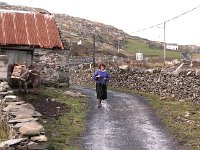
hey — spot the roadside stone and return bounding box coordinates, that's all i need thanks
[3,104,22,112]
[4,95,17,100]
[11,108,35,116]
[16,145,28,150]
[21,103,35,111]
[119,65,128,70]
[19,122,45,136]
[27,141,47,149]
[31,135,48,142]
[14,122,30,130]
[19,140,29,146]
[63,90,87,97]
[11,110,41,118]
[33,111,42,117]
[0,81,47,149]
[15,114,33,119]
[0,138,28,146]
[3,95,20,102]
[160,97,166,101]
[0,90,14,97]
[0,143,9,150]
[8,118,38,124]
[5,101,25,105]
[0,142,6,148]
[0,82,10,92]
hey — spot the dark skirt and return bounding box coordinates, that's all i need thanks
[96,83,107,100]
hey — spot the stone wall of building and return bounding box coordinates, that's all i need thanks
[0,81,47,149]
[0,55,8,80]
[33,49,69,86]
[70,68,200,103]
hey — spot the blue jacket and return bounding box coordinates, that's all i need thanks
[93,70,110,84]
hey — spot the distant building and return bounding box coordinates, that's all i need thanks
[136,52,143,61]
[166,43,178,50]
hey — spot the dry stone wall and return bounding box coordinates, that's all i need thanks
[70,68,200,103]
[0,81,47,149]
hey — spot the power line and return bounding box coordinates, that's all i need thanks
[132,4,200,34]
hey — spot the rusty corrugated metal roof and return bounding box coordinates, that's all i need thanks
[0,10,64,49]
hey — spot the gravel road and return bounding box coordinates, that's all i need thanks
[75,87,182,150]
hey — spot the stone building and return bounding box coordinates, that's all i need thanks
[0,9,69,86]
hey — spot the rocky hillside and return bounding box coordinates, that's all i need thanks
[0,2,50,13]
[55,14,127,56]
[0,2,128,57]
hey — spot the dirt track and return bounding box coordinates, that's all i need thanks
[18,92,69,118]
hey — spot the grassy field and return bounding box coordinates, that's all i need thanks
[109,87,200,150]
[124,38,181,59]
[42,88,87,150]
[192,53,200,59]
[144,93,200,150]
[0,123,7,141]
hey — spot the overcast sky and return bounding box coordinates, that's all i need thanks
[1,0,200,45]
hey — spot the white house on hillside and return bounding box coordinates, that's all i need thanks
[166,43,178,50]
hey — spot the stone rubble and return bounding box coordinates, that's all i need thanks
[63,90,87,98]
[70,68,200,103]
[0,81,47,150]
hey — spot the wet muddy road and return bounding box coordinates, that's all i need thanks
[75,87,180,150]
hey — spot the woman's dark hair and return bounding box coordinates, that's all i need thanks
[99,63,106,69]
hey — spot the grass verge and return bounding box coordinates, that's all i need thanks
[108,87,200,150]
[41,87,87,150]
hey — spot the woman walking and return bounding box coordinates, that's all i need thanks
[93,64,110,108]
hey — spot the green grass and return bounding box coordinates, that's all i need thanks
[144,94,200,150]
[108,87,200,150]
[192,53,200,59]
[0,122,7,141]
[125,38,181,59]
[42,87,87,150]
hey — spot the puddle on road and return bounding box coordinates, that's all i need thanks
[101,101,110,111]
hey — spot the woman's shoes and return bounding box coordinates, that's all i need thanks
[97,99,102,108]
[98,105,102,108]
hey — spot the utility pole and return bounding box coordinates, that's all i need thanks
[93,34,96,74]
[164,22,166,66]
